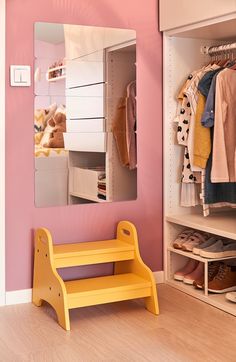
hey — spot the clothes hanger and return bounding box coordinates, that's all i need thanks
[217,48,228,66]
[229,51,236,69]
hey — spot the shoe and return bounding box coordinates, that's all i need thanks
[192,236,218,255]
[182,231,209,252]
[173,229,195,249]
[225,292,236,303]
[200,240,236,258]
[183,262,203,285]
[174,259,199,281]
[208,264,236,293]
[193,262,221,289]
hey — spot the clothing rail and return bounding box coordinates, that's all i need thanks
[200,43,236,56]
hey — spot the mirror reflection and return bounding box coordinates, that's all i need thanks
[34,22,137,207]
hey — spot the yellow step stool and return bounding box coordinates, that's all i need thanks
[32,221,159,330]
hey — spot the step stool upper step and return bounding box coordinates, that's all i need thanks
[65,273,152,309]
[53,239,135,268]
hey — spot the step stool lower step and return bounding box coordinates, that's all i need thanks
[65,273,152,309]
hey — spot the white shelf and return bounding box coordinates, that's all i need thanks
[46,65,66,82]
[48,65,66,73]
[166,211,236,241]
[166,279,236,317]
[47,75,66,82]
[168,246,236,263]
[69,191,106,203]
[166,16,236,41]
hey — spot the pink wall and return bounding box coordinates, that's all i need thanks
[6,0,163,291]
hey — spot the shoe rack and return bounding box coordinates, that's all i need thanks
[163,21,236,316]
[165,221,236,316]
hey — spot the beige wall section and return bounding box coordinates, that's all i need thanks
[159,0,236,31]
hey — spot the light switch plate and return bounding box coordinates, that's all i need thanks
[10,65,31,87]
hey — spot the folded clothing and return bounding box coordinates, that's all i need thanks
[97,175,106,200]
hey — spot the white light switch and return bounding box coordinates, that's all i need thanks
[10,65,31,87]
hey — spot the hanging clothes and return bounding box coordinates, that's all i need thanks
[200,70,236,208]
[192,68,222,169]
[175,72,201,207]
[113,80,137,170]
[176,61,236,215]
[211,68,236,183]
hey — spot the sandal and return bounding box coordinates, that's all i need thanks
[173,229,195,249]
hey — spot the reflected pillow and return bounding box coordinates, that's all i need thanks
[34,103,57,133]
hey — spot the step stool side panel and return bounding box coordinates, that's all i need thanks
[32,228,70,331]
[115,221,159,315]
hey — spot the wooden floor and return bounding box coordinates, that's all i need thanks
[0,284,236,361]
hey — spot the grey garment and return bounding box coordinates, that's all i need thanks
[204,139,236,204]
[193,236,219,254]
[198,68,222,98]
[201,73,218,128]
[201,65,235,128]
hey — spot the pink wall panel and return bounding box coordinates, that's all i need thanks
[6,0,163,291]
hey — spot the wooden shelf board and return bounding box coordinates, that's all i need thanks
[166,16,236,42]
[47,75,66,82]
[166,211,236,240]
[65,273,151,296]
[70,191,106,203]
[48,65,66,73]
[168,246,236,263]
[54,239,134,257]
[166,279,236,317]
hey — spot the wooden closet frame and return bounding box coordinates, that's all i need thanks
[163,17,236,316]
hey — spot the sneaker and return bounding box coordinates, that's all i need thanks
[173,229,195,249]
[174,259,199,281]
[193,262,221,289]
[183,262,203,285]
[225,292,236,303]
[200,240,236,258]
[208,264,236,293]
[182,231,209,252]
[192,236,218,255]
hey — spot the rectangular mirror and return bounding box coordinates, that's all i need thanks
[34,22,137,207]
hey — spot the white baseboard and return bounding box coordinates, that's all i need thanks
[4,271,164,306]
[0,293,5,306]
[5,288,32,305]
[153,271,164,284]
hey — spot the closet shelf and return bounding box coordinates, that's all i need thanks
[53,239,135,268]
[46,65,66,82]
[166,279,236,317]
[166,211,236,240]
[47,75,66,82]
[168,247,236,263]
[69,191,106,203]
